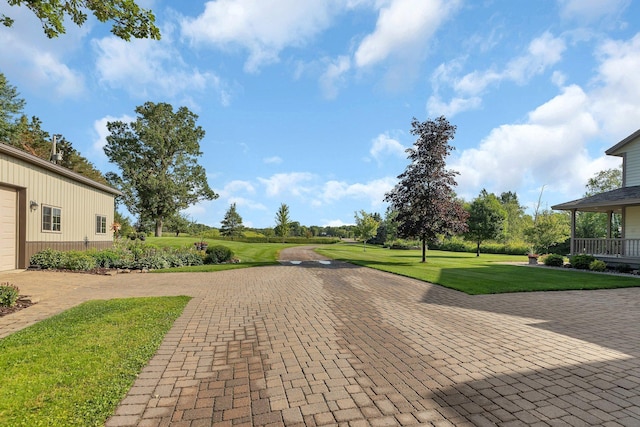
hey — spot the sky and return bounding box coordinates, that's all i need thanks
[2,0,640,229]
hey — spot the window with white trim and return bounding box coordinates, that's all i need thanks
[42,205,61,232]
[96,215,107,234]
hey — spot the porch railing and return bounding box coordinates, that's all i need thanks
[572,238,640,257]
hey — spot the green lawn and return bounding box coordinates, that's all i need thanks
[316,244,640,294]
[145,236,298,272]
[0,297,190,426]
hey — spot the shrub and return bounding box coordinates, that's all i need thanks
[29,248,64,269]
[62,251,97,271]
[569,254,596,270]
[0,282,19,307]
[589,260,607,272]
[204,245,234,264]
[615,264,633,274]
[543,254,564,267]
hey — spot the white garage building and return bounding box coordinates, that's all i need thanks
[0,143,120,271]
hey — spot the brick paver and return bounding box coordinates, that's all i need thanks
[0,246,639,426]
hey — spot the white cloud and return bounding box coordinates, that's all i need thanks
[93,31,230,104]
[322,219,353,227]
[216,180,256,198]
[558,0,630,23]
[91,114,134,163]
[451,83,620,207]
[263,156,283,164]
[181,0,338,72]
[427,95,482,118]
[590,33,640,137]
[0,6,86,99]
[258,172,316,197]
[227,196,267,211]
[429,32,566,117]
[369,134,406,164]
[318,177,396,207]
[354,0,460,68]
[320,55,351,99]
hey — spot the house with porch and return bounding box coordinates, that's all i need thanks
[552,129,640,266]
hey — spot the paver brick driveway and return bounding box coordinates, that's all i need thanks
[1,246,639,426]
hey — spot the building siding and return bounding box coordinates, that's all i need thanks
[0,145,119,269]
[621,138,640,187]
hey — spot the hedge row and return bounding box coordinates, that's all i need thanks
[29,242,205,271]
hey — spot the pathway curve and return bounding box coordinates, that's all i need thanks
[0,250,639,426]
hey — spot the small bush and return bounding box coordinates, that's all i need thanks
[615,264,633,274]
[543,254,564,267]
[0,282,19,307]
[62,251,97,271]
[569,254,596,270]
[29,248,64,269]
[204,245,234,264]
[589,259,607,272]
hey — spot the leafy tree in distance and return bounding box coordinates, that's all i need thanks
[464,190,506,256]
[220,203,244,238]
[498,191,529,243]
[274,203,291,242]
[384,116,468,262]
[354,210,380,251]
[165,212,191,237]
[2,0,160,40]
[525,210,570,254]
[0,73,25,142]
[576,167,622,238]
[104,102,218,237]
[1,72,106,183]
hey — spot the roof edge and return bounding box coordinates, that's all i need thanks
[605,128,640,156]
[0,142,122,196]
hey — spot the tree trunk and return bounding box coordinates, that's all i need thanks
[155,218,163,237]
[476,241,481,256]
[421,237,427,263]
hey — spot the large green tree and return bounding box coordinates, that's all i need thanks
[384,116,468,262]
[2,0,160,40]
[464,190,506,256]
[104,102,217,237]
[274,203,291,243]
[576,167,623,238]
[0,73,25,142]
[525,210,570,254]
[498,191,529,243]
[354,210,380,251]
[220,203,244,238]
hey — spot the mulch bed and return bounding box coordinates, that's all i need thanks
[0,297,36,318]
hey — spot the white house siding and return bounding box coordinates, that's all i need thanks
[618,137,640,186]
[625,206,640,239]
[0,144,119,268]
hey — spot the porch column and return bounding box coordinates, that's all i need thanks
[570,209,576,255]
[607,210,613,239]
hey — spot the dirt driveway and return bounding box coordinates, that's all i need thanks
[1,247,639,426]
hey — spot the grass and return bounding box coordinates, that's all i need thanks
[0,296,190,426]
[145,236,299,272]
[316,244,640,294]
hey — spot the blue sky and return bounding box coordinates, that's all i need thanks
[2,0,640,228]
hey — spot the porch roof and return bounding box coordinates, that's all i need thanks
[551,185,640,213]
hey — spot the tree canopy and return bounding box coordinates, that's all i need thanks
[1,72,106,183]
[354,210,380,251]
[465,190,506,256]
[274,203,291,242]
[2,0,160,40]
[220,203,244,238]
[104,102,217,237]
[384,116,468,262]
[576,166,623,238]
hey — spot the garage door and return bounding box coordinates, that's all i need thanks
[0,187,17,271]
